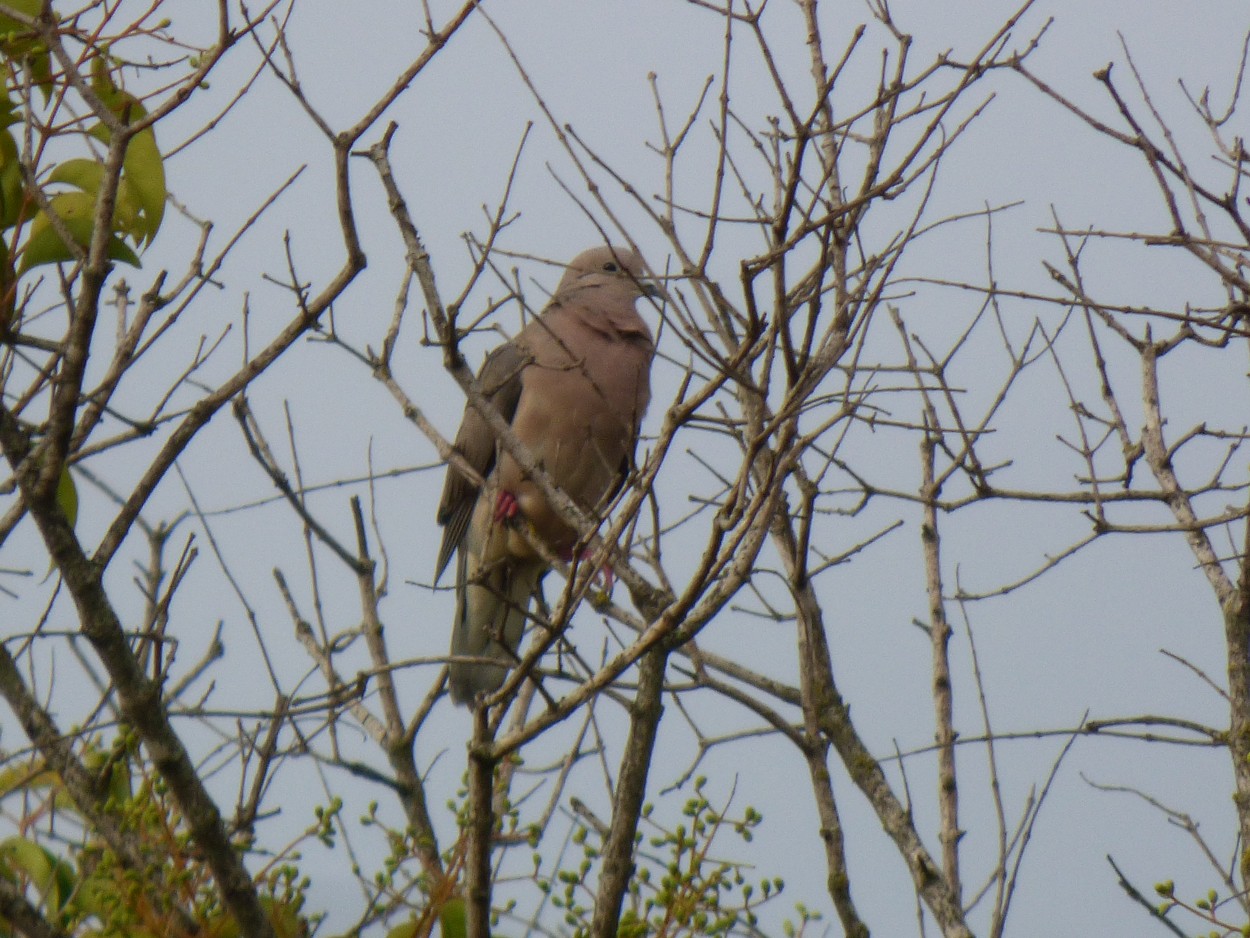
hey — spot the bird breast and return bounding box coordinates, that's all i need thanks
[498,324,651,552]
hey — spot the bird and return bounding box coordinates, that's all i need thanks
[435,246,657,706]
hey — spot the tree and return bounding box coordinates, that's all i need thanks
[1,1,1247,936]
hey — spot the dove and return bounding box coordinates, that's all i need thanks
[435,246,656,705]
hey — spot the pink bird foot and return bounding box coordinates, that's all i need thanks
[494,490,519,523]
[561,546,615,592]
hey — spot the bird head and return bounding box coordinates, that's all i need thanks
[557,245,661,300]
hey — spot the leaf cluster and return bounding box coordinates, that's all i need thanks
[0,0,166,334]
[536,777,806,938]
[0,736,312,937]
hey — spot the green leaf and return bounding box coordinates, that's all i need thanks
[267,894,309,938]
[0,759,56,799]
[0,126,25,229]
[385,918,421,938]
[19,191,141,272]
[121,119,165,244]
[0,837,76,917]
[55,465,76,527]
[48,157,106,195]
[0,0,42,45]
[0,94,17,131]
[619,909,648,938]
[87,68,166,246]
[91,115,167,246]
[50,158,148,241]
[0,0,54,100]
[0,757,82,816]
[440,897,467,938]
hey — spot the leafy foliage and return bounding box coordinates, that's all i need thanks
[0,5,167,331]
[537,778,809,938]
[1154,879,1250,937]
[0,738,314,937]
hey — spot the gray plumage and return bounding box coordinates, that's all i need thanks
[436,246,656,705]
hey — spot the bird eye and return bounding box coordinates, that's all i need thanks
[602,262,619,272]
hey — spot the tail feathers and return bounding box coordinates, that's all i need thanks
[448,547,544,706]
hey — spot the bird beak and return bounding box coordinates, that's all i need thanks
[641,280,663,300]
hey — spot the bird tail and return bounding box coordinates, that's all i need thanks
[448,546,544,706]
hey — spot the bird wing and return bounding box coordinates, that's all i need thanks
[434,340,527,581]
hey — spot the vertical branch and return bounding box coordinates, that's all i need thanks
[891,300,968,908]
[892,304,965,909]
[796,642,866,936]
[814,682,971,938]
[780,456,969,936]
[796,0,841,193]
[351,496,403,733]
[1138,341,1250,883]
[466,708,497,938]
[350,495,443,874]
[921,415,961,902]
[590,646,668,936]
[782,479,867,937]
[1232,506,1250,888]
